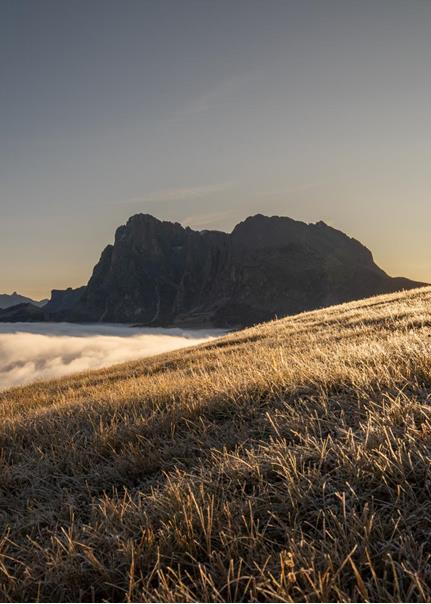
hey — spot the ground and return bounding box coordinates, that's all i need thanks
[1,286,431,602]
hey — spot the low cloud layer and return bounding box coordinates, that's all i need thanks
[0,323,222,391]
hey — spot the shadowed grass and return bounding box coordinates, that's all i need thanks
[1,286,431,601]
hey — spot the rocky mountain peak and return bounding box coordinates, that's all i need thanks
[62,214,425,326]
[1,214,424,327]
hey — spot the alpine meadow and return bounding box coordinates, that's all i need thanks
[2,1,431,602]
[1,286,431,602]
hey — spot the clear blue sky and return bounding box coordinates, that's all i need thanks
[1,0,430,298]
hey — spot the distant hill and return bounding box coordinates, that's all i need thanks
[0,292,48,309]
[1,286,431,601]
[0,214,426,326]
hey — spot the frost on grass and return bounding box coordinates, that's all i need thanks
[1,287,431,602]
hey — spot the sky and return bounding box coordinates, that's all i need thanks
[1,0,430,299]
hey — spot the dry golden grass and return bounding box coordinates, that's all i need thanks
[1,286,431,602]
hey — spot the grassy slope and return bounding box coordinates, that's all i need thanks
[1,287,431,602]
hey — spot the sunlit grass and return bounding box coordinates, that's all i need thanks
[1,286,431,601]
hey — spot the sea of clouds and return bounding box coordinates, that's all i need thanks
[0,323,222,391]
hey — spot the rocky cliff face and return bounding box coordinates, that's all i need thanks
[62,213,423,327]
[70,215,231,324]
[43,287,86,317]
[0,213,424,326]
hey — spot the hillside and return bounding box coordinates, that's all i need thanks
[1,286,431,601]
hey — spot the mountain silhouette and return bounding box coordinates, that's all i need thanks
[0,214,425,327]
[0,292,48,310]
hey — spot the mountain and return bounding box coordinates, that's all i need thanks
[0,292,48,309]
[0,302,46,321]
[0,214,425,326]
[43,286,86,314]
[65,213,424,326]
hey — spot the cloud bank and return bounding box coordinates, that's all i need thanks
[0,323,222,391]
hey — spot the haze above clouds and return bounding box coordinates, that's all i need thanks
[1,1,430,298]
[0,323,221,391]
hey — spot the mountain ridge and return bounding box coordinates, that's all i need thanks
[0,213,425,326]
[0,292,48,310]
